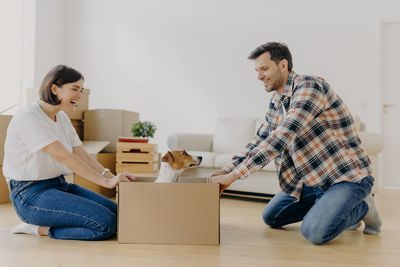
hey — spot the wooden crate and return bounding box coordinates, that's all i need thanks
[117,142,158,153]
[117,151,158,162]
[116,163,158,173]
[116,142,159,174]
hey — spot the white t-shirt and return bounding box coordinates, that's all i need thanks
[2,101,82,182]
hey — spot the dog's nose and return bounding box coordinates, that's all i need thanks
[197,156,203,164]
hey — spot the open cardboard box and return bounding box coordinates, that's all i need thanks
[118,176,220,245]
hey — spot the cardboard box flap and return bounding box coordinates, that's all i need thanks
[82,141,109,155]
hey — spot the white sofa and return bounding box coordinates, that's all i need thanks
[167,117,384,198]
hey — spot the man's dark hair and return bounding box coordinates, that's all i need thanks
[39,65,84,105]
[248,42,293,71]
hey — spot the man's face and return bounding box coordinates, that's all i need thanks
[254,52,287,94]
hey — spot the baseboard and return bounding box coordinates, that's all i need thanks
[222,190,274,202]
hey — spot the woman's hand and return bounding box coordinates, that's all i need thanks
[118,172,136,182]
[104,172,135,189]
[207,172,240,196]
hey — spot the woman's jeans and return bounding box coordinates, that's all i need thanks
[262,176,374,245]
[9,175,117,241]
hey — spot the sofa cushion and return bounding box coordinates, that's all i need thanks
[214,153,276,171]
[358,132,384,155]
[212,118,257,153]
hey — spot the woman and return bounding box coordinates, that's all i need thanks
[2,65,135,240]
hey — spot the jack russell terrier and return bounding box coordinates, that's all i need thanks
[154,150,202,183]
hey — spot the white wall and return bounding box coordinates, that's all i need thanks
[48,0,399,153]
[34,0,65,90]
[0,0,23,114]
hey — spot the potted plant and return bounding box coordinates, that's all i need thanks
[127,120,157,143]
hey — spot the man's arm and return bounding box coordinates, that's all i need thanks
[209,122,270,194]
[232,80,326,179]
[222,122,270,173]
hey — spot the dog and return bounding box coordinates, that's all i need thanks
[154,150,202,183]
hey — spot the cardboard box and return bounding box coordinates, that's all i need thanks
[0,115,12,164]
[0,165,10,203]
[65,89,90,120]
[73,141,116,198]
[118,177,220,245]
[71,119,84,140]
[0,115,12,203]
[84,109,139,152]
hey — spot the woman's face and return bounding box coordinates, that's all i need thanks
[51,79,84,113]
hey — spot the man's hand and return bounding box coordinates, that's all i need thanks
[207,172,240,196]
[209,170,228,178]
[104,172,135,188]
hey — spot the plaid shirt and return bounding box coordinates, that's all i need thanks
[223,72,372,200]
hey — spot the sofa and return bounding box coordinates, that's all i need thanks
[167,117,384,198]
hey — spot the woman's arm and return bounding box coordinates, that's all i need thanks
[42,141,134,188]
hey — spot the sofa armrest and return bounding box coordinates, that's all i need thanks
[358,131,384,155]
[167,133,214,151]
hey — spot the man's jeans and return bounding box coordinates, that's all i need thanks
[262,176,374,245]
[9,175,117,240]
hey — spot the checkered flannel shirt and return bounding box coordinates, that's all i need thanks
[223,72,372,200]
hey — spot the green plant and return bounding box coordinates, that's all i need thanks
[131,121,157,138]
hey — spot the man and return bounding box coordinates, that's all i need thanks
[208,42,382,245]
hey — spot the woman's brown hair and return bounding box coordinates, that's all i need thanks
[39,65,84,105]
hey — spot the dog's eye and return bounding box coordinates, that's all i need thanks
[183,151,188,156]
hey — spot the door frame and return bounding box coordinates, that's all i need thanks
[377,20,400,189]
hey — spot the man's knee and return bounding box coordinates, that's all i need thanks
[262,209,282,228]
[301,222,331,245]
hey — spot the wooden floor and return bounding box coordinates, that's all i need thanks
[0,189,399,267]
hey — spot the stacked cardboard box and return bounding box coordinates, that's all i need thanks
[68,89,90,141]
[84,109,139,152]
[0,115,12,203]
[116,142,159,175]
[71,119,84,140]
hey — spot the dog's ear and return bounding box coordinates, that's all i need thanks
[161,151,174,163]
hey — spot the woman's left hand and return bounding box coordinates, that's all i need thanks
[118,172,136,182]
[104,172,135,188]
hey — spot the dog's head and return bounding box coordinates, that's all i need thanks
[161,150,202,170]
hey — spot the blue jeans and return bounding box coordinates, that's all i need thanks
[9,175,117,241]
[262,176,374,245]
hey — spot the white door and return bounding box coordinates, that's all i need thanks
[382,23,400,188]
